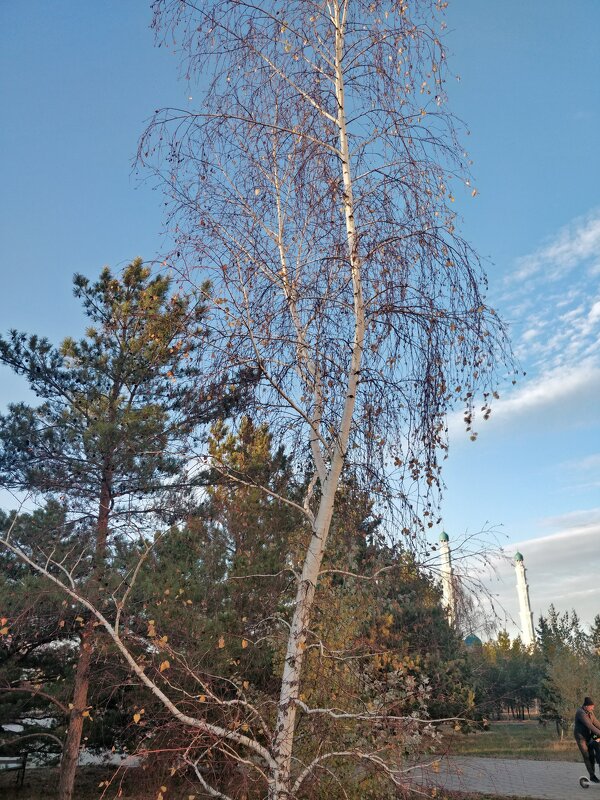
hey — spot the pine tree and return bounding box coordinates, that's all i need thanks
[0,260,216,800]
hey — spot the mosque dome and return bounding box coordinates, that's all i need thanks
[439,531,449,542]
[464,634,483,648]
[514,551,524,562]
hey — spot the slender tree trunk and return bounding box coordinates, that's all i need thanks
[57,625,93,800]
[57,470,111,800]
[270,486,340,799]
[269,6,364,797]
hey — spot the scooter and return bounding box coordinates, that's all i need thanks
[580,776,600,789]
[581,739,600,788]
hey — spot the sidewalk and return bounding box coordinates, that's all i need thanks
[411,756,589,799]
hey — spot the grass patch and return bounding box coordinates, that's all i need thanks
[444,719,579,761]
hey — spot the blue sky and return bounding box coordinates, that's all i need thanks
[1,1,599,634]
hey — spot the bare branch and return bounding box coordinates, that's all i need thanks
[0,686,70,716]
[0,534,278,770]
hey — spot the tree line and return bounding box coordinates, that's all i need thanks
[470,609,600,734]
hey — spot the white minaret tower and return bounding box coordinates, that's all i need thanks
[514,551,535,647]
[439,531,455,625]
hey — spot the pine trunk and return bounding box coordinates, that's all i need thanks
[57,627,93,800]
[57,471,111,799]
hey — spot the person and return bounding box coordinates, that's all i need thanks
[574,697,600,782]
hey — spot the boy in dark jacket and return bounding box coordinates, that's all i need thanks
[575,697,600,782]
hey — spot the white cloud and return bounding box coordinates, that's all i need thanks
[536,507,600,533]
[467,209,600,433]
[490,361,600,421]
[448,360,600,439]
[510,210,600,283]
[563,453,600,472]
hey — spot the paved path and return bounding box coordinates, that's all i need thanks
[411,756,592,799]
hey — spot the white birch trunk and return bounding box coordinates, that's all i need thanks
[269,4,365,796]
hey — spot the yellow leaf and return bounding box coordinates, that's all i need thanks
[0,617,7,625]
[82,710,91,719]
[159,635,168,645]
[75,616,83,623]
[133,713,141,724]
[242,680,249,690]
[241,639,248,649]
[218,636,225,649]
[0,627,9,635]
[432,760,440,773]
[147,620,157,637]
[241,723,249,732]
[198,694,206,703]
[159,660,170,673]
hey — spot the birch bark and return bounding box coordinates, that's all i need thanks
[270,3,365,796]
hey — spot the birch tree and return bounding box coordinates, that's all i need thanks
[138,1,511,796]
[0,2,512,798]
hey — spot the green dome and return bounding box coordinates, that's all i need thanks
[464,634,483,648]
[515,551,524,562]
[439,531,449,542]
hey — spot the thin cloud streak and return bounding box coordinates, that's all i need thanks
[509,210,600,283]
[447,209,600,439]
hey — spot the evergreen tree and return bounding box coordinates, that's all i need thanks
[0,260,219,800]
[536,607,596,737]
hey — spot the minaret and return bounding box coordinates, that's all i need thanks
[439,531,455,625]
[514,551,535,647]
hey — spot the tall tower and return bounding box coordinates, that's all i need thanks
[514,551,535,647]
[439,531,455,625]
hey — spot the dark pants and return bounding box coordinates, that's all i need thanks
[576,735,600,777]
